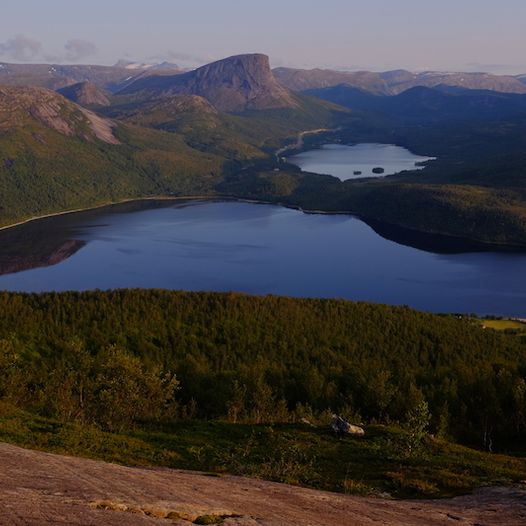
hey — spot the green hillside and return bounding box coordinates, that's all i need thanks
[0,122,224,227]
[0,85,350,228]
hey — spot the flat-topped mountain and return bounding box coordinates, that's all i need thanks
[57,81,110,107]
[120,53,298,112]
[274,66,526,95]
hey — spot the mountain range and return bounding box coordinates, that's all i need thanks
[303,84,526,124]
[2,58,526,97]
[0,61,181,93]
[274,67,526,95]
[0,53,347,228]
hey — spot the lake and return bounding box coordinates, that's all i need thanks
[288,143,435,180]
[1,199,525,317]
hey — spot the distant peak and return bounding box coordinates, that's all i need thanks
[57,81,110,107]
[191,54,272,77]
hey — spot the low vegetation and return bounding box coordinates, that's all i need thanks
[0,290,525,498]
[1,402,525,499]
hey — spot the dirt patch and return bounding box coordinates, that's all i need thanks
[0,442,525,525]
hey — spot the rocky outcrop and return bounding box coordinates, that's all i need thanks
[331,414,365,436]
[0,86,119,144]
[1,443,525,526]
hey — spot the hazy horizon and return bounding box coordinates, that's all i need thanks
[1,0,526,74]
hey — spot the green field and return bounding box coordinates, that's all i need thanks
[480,319,526,331]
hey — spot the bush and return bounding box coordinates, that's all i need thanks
[404,400,431,457]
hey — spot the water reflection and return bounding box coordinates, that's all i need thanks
[0,200,525,316]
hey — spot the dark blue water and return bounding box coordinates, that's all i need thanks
[0,200,525,316]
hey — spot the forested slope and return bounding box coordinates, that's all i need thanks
[1,290,524,449]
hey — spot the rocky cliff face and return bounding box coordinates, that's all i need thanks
[57,81,110,107]
[120,54,298,112]
[0,86,118,143]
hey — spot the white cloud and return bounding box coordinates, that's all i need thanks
[64,39,97,61]
[0,34,42,62]
[0,35,97,64]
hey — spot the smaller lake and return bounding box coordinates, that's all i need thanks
[289,143,435,180]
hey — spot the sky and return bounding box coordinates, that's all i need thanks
[1,0,526,74]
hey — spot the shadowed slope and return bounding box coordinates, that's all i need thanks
[58,81,111,107]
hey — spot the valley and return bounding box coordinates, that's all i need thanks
[1,53,526,248]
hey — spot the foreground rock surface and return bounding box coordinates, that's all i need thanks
[1,442,525,525]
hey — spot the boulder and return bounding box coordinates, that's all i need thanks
[331,414,365,436]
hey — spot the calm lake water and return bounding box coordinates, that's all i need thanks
[1,200,525,316]
[289,143,435,180]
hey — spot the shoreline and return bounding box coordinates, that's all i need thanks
[0,195,224,233]
[0,125,524,251]
[0,193,354,234]
[1,193,524,252]
[0,128,335,233]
